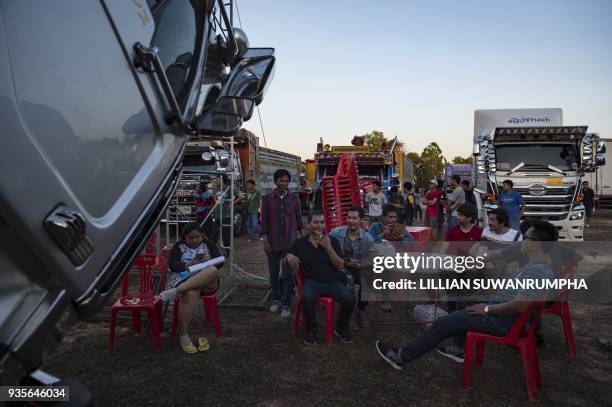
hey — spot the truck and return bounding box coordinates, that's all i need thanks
[585,138,612,209]
[174,129,300,234]
[472,108,606,240]
[444,163,473,193]
[0,0,275,391]
[314,136,414,195]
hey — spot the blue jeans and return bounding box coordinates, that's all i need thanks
[301,278,355,331]
[267,250,293,307]
[508,216,520,231]
[246,213,260,240]
[399,309,507,361]
[448,215,458,229]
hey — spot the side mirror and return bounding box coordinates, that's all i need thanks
[240,47,275,59]
[596,154,606,166]
[214,96,255,121]
[473,143,480,156]
[197,112,242,135]
[597,140,607,154]
[222,54,275,105]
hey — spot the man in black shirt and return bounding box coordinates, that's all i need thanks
[285,210,355,345]
[582,181,595,228]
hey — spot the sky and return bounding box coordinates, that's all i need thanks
[236,0,612,161]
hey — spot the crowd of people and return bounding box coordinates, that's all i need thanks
[158,169,592,366]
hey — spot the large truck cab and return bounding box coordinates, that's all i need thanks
[472,109,606,240]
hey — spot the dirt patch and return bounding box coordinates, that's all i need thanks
[43,212,612,406]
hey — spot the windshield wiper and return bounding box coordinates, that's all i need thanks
[506,162,526,175]
[546,165,566,175]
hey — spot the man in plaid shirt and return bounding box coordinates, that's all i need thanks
[261,169,304,318]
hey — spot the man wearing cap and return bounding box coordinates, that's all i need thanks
[422,180,441,240]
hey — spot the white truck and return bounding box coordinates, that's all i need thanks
[585,138,612,209]
[472,108,606,241]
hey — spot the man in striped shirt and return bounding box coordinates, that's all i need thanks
[262,169,304,318]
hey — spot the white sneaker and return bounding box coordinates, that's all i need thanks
[280,306,291,318]
[269,302,280,313]
[259,237,264,241]
[247,239,253,242]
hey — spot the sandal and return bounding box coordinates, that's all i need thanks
[198,337,210,352]
[180,341,198,354]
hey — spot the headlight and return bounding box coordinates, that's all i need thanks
[570,211,584,221]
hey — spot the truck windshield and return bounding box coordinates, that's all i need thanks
[495,144,578,171]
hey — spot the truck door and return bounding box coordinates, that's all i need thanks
[0,0,206,312]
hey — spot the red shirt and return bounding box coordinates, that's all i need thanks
[445,225,483,256]
[425,190,441,217]
[445,225,483,242]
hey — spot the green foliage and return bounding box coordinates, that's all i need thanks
[362,130,405,152]
[452,156,473,164]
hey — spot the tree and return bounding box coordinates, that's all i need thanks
[407,152,424,187]
[452,156,473,164]
[362,130,405,152]
[416,142,445,189]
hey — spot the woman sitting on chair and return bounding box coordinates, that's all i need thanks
[159,222,222,353]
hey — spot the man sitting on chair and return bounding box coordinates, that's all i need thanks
[375,221,557,370]
[285,210,355,346]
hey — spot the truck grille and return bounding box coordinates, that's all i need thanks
[511,185,575,221]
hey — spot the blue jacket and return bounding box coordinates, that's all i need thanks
[329,226,374,260]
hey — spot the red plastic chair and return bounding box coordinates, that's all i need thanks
[292,267,335,347]
[541,265,577,357]
[108,254,167,351]
[170,293,222,338]
[462,301,545,401]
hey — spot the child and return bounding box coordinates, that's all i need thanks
[159,222,223,353]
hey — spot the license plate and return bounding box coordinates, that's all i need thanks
[546,177,563,186]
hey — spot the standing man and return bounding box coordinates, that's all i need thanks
[365,180,387,224]
[498,180,525,231]
[285,210,355,345]
[422,180,441,240]
[388,186,406,224]
[402,181,416,226]
[445,175,466,229]
[245,180,262,241]
[262,169,304,318]
[413,188,423,222]
[582,181,595,228]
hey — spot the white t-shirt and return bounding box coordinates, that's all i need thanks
[366,191,387,217]
[481,227,523,243]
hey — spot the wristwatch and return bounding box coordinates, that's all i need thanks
[484,305,490,314]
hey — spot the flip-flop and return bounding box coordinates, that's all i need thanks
[198,337,210,352]
[181,341,198,354]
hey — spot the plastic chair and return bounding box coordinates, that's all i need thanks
[108,254,167,351]
[171,293,222,338]
[462,301,545,401]
[541,265,577,357]
[292,267,335,347]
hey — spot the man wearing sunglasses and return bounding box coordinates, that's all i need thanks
[376,221,557,369]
